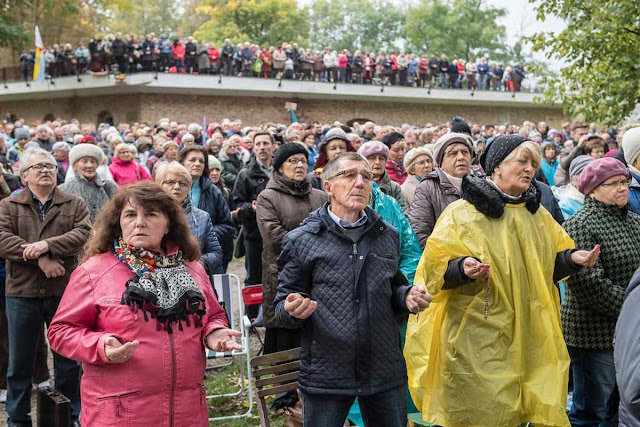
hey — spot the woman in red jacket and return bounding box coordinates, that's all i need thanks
[48,183,240,427]
[172,39,185,71]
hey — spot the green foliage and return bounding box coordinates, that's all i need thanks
[194,0,309,46]
[527,0,640,124]
[0,0,31,51]
[308,0,405,53]
[103,0,179,37]
[405,0,507,60]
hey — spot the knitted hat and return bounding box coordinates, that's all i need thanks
[568,155,593,180]
[208,155,221,171]
[272,143,309,171]
[480,134,529,176]
[80,135,97,144]
[68,143,104,166]
[404,146,433,172]
[622,127,640,166]
[451,116,471,135]
[577,157,630,196]
[358,140,389,160]
[319,128,349,148]
[14,127,30,141]
[162,140,179,152]
[433,133,473,166]
[381,132,405,149]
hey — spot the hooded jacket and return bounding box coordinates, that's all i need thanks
[274,204,412,396]
[256,172,327,328]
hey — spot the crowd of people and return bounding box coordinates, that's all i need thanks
[0,111,639,426]
[17,35,527,91]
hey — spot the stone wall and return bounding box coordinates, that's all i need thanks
[0,93,569,126]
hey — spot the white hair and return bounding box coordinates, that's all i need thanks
[187,123,202,134]
[19,148,56,174]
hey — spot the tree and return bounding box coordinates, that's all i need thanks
[405,0,507,60]
[528,0,640,124]
[0,0,31,51]
[104,0,179,37]
[194,0,309,46]
[308,0,404,53]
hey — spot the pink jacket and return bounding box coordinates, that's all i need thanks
[109,157,152,187]
[48,251,228,427]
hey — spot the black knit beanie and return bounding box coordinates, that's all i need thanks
[381,132,405,149]
[272,143,309,171]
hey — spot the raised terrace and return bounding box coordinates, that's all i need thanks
[0,72,567,125]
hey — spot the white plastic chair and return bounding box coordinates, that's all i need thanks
[207,273,254,422]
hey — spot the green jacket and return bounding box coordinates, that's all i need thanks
[562,197,640,350]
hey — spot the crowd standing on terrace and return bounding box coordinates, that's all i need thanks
[1,111,640,426]
[17,34,527,92]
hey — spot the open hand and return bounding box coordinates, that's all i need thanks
[104,336,139,363]
[206,328,243,352]
[284,293,318,319]
[571,245,601,268]
[463,257,490,280]
[405,285,432,314]
[37,256,65,278]
[21,240,49,261]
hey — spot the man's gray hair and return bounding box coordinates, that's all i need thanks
[19,148,56,174]
[187,123,202,134]
[321,152,370,182]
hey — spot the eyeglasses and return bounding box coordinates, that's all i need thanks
[286,158,307,165]
[163,179,190,189]
[413,160,432,167]
[26,163,57,172]
[600,179,631,190]
[329,168,374,182]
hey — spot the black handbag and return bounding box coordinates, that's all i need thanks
[37,386,71,427]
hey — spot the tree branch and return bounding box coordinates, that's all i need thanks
[622,27,640,37]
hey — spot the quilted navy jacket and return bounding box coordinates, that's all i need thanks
[274,204,412,396]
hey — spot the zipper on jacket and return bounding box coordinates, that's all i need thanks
[169,332,176,427]
[198,382,205,406]
[96,390,141,417]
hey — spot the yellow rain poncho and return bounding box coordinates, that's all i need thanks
[405,199,575,427]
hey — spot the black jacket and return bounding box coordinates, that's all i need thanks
[615,268,640,426]
[274,204,412,396]
[111,39,126,57]
[197,177,235,267]
[232,156,270,241]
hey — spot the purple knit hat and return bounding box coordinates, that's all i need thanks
[577,157,630,196]
[358,140,389,160]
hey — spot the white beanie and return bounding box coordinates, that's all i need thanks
[622,127,640,166]
[404,146,434,171]
[69,144,104,166]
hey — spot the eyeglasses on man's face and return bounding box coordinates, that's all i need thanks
[26,163,58,173]
[329,168,374,182]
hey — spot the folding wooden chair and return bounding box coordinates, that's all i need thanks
[206,273,254,422]
[250,347,301,427]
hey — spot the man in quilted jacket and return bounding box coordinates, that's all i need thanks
[274,152,432,427]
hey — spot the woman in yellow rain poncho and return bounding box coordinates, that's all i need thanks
[405,135,601,427]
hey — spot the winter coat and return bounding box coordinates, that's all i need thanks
[108,157,152,187]
[0,187,91,297]
[274,204,412,396]
[409,168,461,248]
[256,172,327,328]
[183,198,223,275]
[562,197,640,350]
[272,50,286,70]
[537,179,565,224]
[369,183,421,284]
[47,250,228,427]
[629,170,640,215]
[197,45,209,70]
[614,268,640,426]
[218,151,243,189]
[195,177,235,268]
[377,171,407,212]
[59,171,118,223]
[232,156,270,241]
[401,175,421,209]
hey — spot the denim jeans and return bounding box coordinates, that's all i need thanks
[301,385,407,427]
[568,347,619,427]
[479,74,488,90]
[439,72,447,88]
[5,297,81,427]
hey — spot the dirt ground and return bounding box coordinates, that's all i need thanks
[0,258,253,427]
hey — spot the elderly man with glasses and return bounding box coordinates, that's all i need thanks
[0,148,90,427]
[274,152,432,427]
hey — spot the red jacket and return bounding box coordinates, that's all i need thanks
[109,157,152,187]
[172,44,185,60]
[48,251,228,427]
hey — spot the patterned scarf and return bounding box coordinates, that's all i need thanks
[113,238,206,333]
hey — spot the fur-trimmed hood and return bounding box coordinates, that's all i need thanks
[461,175,541,218]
